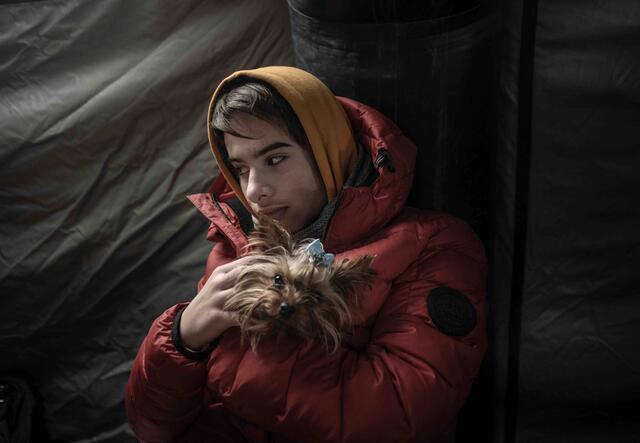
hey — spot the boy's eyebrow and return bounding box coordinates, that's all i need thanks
[227,141,292,163]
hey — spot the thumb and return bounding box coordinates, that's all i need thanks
[220,310,240,327]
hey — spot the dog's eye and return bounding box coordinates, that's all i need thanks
[273,273,285,287]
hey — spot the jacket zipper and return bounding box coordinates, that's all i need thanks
[374,148,395,172]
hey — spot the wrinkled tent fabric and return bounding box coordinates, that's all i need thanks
[492,0,640,441]
[506,0,640,440]
[0,1,293,440]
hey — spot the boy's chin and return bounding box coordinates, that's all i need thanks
[282,221,298,234]
[277,210,322,234]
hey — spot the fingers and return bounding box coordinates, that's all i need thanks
[213,256,254,290]
[220,257,255,289]
[211,290,240,326]
[215,255,254,274]
[222,310,240,326]
[215,266,246,290]
[215,288,234,303]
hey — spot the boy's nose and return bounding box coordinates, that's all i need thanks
[245,171,273,203]
[279,302,295,318]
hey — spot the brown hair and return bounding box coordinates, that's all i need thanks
[211,78,310,159]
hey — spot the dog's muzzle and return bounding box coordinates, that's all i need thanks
[279,303,295,318]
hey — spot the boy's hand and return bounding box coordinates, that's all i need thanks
[179,256,252,350]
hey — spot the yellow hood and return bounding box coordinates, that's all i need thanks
[206,66,358,210]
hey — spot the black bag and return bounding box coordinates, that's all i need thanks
[0,377,38,443]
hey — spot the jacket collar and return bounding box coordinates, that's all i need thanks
[323,97,416,252]
[187,180,248,256]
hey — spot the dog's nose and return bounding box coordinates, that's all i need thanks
[279,303,295,318]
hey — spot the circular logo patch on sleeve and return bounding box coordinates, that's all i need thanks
[427,286,477,336]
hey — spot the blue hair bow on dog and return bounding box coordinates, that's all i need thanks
[306,239,335,268]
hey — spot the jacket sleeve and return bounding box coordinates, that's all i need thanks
[211,216,488,443]
[125,241,242,443]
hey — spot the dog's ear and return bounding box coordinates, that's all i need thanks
[330,255,375,298]
[247,216,293,254]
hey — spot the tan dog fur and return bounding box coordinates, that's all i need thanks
[224,218,375,353]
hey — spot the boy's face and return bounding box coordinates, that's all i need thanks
[224,113,327,233]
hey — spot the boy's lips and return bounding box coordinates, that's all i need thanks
[259,206,288,220]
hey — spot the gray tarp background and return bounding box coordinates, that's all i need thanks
[0,1,293,440]
[507,1,640,440]
[491,0,640,441]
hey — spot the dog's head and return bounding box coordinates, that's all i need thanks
[224,217,375,353]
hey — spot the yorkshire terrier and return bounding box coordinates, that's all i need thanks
[224,217,375,353]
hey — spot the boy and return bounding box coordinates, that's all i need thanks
[126,66,487,442]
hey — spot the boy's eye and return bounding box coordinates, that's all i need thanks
[267,155,286,166]
[231,165,248,176]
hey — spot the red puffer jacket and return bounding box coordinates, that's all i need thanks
[126,97,488,443]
